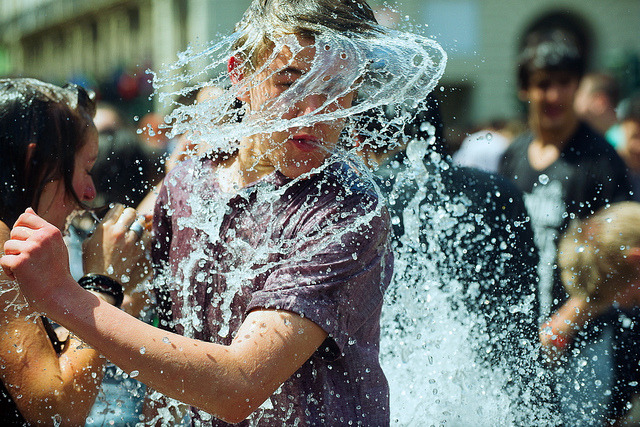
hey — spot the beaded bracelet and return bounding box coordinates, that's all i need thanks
[78,273,124,308]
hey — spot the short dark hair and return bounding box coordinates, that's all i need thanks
[517,28,586,90]
[0,78,96,225]
[233,0,380,72]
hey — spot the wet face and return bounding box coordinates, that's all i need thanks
[243,36,355,179]
[37,127,98,229]
[521,70,580,133]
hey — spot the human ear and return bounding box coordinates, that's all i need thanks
[228,56,250,104]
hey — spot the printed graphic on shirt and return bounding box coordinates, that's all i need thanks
[522,179,565,316]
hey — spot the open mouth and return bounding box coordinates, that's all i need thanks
[289,135,321,152]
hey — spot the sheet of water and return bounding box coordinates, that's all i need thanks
[145,19,557,425]
[3,11,559,426]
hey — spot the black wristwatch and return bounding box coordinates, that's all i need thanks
[78,273,124,308]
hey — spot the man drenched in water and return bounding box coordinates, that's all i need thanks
[2,0,394,425]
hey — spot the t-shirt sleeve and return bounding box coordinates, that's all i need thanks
[246,195,392,357]
[497,135,523,178]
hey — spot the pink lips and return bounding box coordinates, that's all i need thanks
[289,134,321,152]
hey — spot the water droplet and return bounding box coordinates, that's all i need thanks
[538,174,549,185]
[140,346,146,354]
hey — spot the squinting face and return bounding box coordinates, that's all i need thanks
[522,70,580,133]
[37,127,98,229]
[244,36,355,179]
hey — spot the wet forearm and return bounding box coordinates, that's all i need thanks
[540,296,607,355]
[0,317,104,424]
[47,281,262,422]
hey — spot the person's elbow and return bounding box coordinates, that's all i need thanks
[199,393,268,424]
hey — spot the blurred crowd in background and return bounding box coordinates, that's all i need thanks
[1,1,640,426]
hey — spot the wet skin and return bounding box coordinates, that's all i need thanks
[234,35,356,183]
[36,128,99,229]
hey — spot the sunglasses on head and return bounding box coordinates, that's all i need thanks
[63,83,97,117]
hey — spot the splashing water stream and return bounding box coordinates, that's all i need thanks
[6,11,560,426]
[141,19,557,425]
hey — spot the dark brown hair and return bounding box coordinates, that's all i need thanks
[517,28,585,90]
[0,78,96,225]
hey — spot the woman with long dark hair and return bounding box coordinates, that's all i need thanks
[0,78,147,425]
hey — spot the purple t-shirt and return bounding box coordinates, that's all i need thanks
[152,157,393,426]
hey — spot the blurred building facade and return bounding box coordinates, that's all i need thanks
[0,0,248,116]
[0,0,639,128]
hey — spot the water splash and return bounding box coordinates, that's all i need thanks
[152,28,446,156]
[134,13,556,426]
[0,277,36,320]
[378,142,545,425]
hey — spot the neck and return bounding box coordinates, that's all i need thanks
[233,135,276,188]
[532,117,579,149]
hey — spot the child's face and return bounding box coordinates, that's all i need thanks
[244,36,356,179]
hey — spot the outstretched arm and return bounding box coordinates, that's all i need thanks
[539,295,610,362]
[2,209,328,423]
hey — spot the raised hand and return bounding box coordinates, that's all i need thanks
[82,204,151,293]
[1,208,73,310]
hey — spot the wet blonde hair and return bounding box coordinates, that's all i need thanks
[558,202,640,299]
[232,0,380,73]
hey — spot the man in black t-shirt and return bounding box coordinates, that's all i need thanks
[499,28,633,425]
[499,29,632,319]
